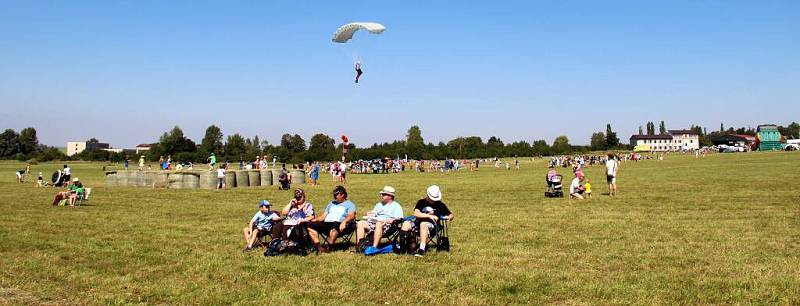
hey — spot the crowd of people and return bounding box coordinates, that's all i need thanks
[242,185,454,257]
[547,153,620,200]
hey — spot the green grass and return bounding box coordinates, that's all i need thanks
[1,152,799,305]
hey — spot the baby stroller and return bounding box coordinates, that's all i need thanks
[51,170,66,187]
[545,172,563,198]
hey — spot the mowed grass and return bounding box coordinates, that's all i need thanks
[1,152,798,305]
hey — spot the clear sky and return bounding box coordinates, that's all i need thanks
[1,1,798,148]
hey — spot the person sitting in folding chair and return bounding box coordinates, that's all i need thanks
[67,178,86,206]
[272,189,315,249]
[401,185,454,257]
[242,200,282,252]
[356,186,404,254]
[307,185,357,253]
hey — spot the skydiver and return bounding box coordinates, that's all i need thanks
[355,61,363,83]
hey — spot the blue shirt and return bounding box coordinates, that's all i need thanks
[323,200,356,222]
[251,210,278,230]
[372,201,403,222]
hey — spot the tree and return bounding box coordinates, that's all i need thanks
[280,134,306,153]
[590,132,607,151]
[406,125,424,159]
[532,140,551,156]
[18,127,39,155]
[720,123,724,133]
[788,122,800,139]
[279,133,306,162]
[243,136,262,161]
[446,137,466,158]
[605,124,619,148]
[199,125,224,157]
[638,126,643,135]
[463,136,484,158]
[308,133,336,161]
[156,126,196,157]
[0,129,20,157]
[486,136,504,157]
[506,141,532,157]
[778,122,800,139]
[659,121,667,135]
[224,134,246,161]
[646,122,655,135]
[251,136,261,152]
[552,136,571,154]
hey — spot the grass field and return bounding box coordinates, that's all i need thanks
[1,152,798,305]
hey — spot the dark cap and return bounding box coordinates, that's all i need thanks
[332,185,347,197]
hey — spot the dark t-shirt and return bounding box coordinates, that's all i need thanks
[414,199,452,224]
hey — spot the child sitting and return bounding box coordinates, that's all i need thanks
[243,200,281,252]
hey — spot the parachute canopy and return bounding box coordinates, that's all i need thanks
[332,22,385,43]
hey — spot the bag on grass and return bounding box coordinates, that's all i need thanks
[264,238,283,256]
[437,237,450,252]
[392,230,417,254]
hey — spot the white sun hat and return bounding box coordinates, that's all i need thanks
[426,185,442,201]
[379,186,396,197]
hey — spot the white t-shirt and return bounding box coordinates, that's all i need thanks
[64,167,71,176]
[217,168,226,178]
[606,159,617,176]
[569,177,581,194]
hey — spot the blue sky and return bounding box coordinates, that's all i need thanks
[1,1,798,148]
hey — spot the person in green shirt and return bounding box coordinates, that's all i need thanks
[208,153,217,170]
[67,178,85,206]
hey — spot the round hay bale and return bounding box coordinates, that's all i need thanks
[260,170,272,186]
[235,170,250,187]
[199,172,217,189]
[105,171,118,187]
[144,172,156,187]
[248,170,260,187]
[168,172,184,189]
[154,172,169,188]
[117,171,129,187]
[183,172,200,189]
[224,171,236,188]
[134,172,147,187]
[291,170,306,184]
[271,169,282,185]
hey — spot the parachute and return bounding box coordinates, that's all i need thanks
[332,22,386,43]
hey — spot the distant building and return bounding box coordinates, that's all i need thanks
[668,130,701,151]
[135,144,152,154]
[629,130,701,152]
[709,134,755,149]
[629,135,675,152]
[66,141,110,156]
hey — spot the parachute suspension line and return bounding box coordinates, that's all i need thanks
[332,22,384,84]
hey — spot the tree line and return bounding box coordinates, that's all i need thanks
[141,124,612,164]
[0,128,65,162]
[2,121,797,163]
